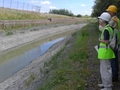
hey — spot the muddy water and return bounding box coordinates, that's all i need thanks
[0,30,76,83]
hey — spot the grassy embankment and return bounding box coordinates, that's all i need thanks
[37,21,120,90]
[0,8,92,31]
[0,8,93,20]
[0,8,69,20]
[0,8,77,32]
[37,22,99,90]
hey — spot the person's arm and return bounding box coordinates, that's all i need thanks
[99,30,110,44]
[99,39,109,44]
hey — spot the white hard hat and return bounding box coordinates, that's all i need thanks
[98,12,111,22]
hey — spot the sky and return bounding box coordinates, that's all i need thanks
[12,0,95,16]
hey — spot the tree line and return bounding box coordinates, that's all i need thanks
[49,0,120,18]
[91,0,120,18]
[49,9,82,17]
[49,9,74,16]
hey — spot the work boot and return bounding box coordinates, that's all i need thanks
[100,87,112,90]
[98,84,104,88]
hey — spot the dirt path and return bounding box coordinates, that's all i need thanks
[0,23,87,90]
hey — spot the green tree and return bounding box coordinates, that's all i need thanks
[49,9,74,16]
[91,0,120,18]
[76,14,82,17]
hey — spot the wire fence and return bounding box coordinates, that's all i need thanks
[0,0,85,31]
[0,0,41,13]
[0,0,42,30]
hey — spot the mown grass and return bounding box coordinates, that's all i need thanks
[0,8,73,20]
[0,7,89,32]
[0,7,95,32]
[38,24,91,90]
[0,8,95,20]
[0,8,45,20]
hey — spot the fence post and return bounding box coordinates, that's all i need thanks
[17,1,18,10]
[39,6,41,13]
[32,5,35,12]
[10,0,12,8]
[3,0,4,8]
[23,2,24,11]
[27,4,29,12]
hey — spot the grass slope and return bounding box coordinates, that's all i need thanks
[38,23,90,90]
[0,8,73,20]
[37,22,120,90]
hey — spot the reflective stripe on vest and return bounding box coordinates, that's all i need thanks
[99,46,110,48]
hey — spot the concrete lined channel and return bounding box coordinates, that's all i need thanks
[0,23,87,90]
[0,29,76,83]
[0,37,64,83]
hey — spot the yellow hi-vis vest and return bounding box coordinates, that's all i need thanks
[98,24,115,60]
[112,16,120,45]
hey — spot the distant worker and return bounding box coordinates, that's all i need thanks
[98,12,115,90]
[106,5,120,82]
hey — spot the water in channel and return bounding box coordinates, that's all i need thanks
[0,37,64,83]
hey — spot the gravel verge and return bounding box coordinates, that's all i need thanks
[0,23,87,52]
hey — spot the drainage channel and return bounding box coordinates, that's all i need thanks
[0,30,76,83]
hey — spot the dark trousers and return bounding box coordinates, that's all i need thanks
[111,50,119,80]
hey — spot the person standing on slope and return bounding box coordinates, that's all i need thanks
[98,12,115,90]
[106,5,120,82]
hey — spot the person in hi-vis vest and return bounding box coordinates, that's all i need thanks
[106,5,120,82]
[98,12,115,90]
